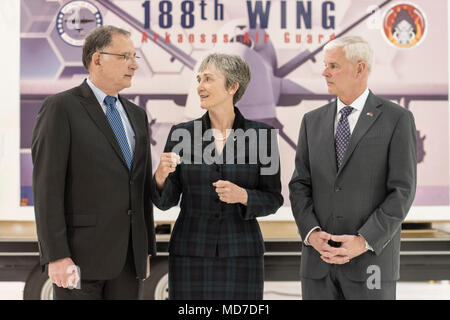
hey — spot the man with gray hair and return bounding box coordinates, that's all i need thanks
[289,36,417,299]
[32,25,156,299]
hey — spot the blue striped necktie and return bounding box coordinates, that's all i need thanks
[104,96,133,170]
[335,106,353,169]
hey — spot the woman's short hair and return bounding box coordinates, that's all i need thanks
[198,53,251,104]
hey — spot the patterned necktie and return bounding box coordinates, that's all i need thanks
[104,96,133,170]
[335,106,353,169]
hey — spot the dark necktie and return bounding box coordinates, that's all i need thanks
[335,106,353,168]
[104,96,133,170]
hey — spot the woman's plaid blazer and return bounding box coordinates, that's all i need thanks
[151,107,283,257]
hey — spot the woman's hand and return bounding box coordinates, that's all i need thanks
[155,152,180,190]
[213,180,248,205]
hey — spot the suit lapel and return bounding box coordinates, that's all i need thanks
[227,107,248,164]
[337,91,383,176]
[119,95,142,173]
[323,101,338,175]
[77,80,129,171]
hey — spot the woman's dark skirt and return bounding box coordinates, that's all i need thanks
[168,255,264,300]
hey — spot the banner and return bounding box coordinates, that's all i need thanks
[19,0,449,211]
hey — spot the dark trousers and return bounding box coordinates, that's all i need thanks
[301,265,396,300]
[53,239,141,300]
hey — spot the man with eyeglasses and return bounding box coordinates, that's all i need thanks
[32,25,156,299]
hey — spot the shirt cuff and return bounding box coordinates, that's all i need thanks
[359,234,374,251]
[304,226,321,246]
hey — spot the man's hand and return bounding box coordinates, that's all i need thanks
[48,257,79,288]
[146,255,151,280]
[308,231,350,264]
[213,180,248,205]
[320,235,368,265]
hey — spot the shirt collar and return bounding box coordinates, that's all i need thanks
[201,106,246,132]
[336,88,370,113]
[86,78,119,106]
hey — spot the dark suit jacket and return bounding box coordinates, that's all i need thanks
[289,91,417,282]
[152,107,283,257]
[32,80,156,280]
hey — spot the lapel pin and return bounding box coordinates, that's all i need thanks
[366,112,374,117]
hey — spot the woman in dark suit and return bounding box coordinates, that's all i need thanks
[152,53,283,300]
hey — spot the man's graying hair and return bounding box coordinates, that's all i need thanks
[198,53,251,104]
[82,25,131,70]
[324,36,374,73]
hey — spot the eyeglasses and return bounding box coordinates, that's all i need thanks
[99,52,141,62]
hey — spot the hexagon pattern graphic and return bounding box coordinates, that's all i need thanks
[20,0,197,80]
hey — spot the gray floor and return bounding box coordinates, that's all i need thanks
[1,281,450,300]
[264,281,450,300]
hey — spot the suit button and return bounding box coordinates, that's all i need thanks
[127,210,135,216]
[335,187,341,192]
[129,179,134,185]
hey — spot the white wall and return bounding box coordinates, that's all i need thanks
[0,0,30,220]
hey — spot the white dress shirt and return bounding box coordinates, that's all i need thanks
[334,87,369,135]
[86,78,135,155]
[304,88,373,251]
